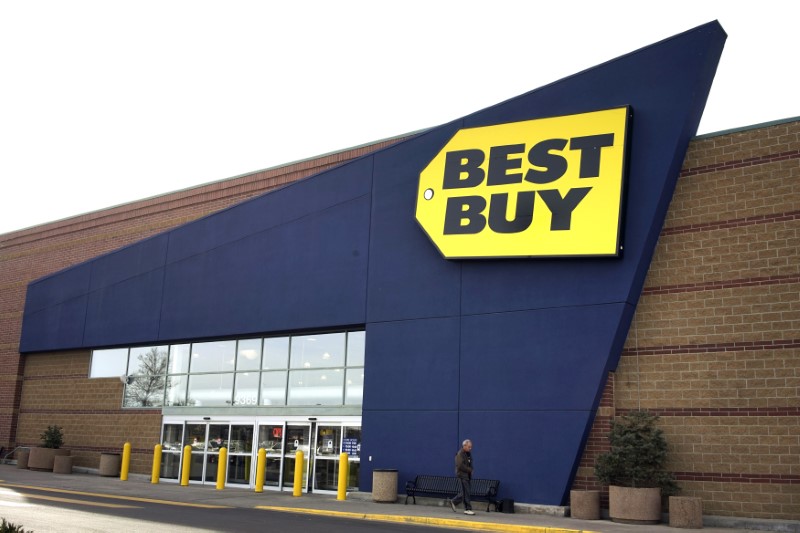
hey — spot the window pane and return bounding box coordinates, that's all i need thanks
[290,333,345,369]
[190,341,236,373]
[262,337,289,370]
[90,348,128,378]
[129,346,168,376]
[169,344,190,374]
[123,374,165,407]
[346,331,365,367]
[236,339,262,371]
[165,375,189,406]
[187,373,234,407]
[233,372,259,406]
[260,371,287,406]
[345,368,364,405]
[287,369,344,406]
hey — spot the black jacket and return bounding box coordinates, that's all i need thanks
[454,448,473,479]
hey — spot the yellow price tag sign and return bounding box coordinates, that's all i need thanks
[415,107,630,258]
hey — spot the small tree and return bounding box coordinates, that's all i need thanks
[594,410,678,495]
[40,425,64,449]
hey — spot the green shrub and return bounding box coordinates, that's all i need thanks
[594,410,678,495]
[40,425,64,449]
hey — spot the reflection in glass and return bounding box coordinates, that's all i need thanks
[129,346,168,375]
[290,333,345,369]
[165,375,189,406]
[260,371,287,406]
[161,424,184,451]
[258,424,284,487]
[346,331,365,366]
[189,340,236,373]
[229,425,253,454]
[262,337,289,370]
[123,374,165,407]
[233,372,259,406]
[287,369,344,406]
[187,373,235,407]
[236,339,262,371]
[89,348,128,378]
[345,368,364,406]
[169,344,191,374]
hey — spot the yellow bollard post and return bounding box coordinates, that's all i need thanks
[337,452,349,501]
[215,447,227,490]
[254,448,266,493]
[120,442,131,481]
[151,444,162,484]
[181,445,191,486]
[292,450,304,497]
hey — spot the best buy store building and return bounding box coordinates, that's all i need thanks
[12,21,796,514]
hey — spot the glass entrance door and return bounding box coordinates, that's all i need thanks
[282,424,310,491]
[183,422,229,484]
[257,423,285,489]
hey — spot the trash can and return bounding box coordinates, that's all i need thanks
[372,469,398,503]
[16,449,29,469]
[99,453,121,477]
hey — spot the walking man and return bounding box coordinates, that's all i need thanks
[449,439,474,515]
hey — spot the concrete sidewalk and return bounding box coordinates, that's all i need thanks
[0,464,787,533]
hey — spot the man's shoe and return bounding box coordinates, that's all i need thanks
[449,500,457,513]
[464,510,475,515]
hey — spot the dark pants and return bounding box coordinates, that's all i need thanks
[451,477,472,510]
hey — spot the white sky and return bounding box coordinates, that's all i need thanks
[1,1,797,235]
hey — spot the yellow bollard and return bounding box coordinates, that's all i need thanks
[180,445,191,486]
[215,447,227,490]
[337,452,349,501]
[292,450,304,497]
[254,448,266,493]
[151,444,162,484]
[120,442,131,481]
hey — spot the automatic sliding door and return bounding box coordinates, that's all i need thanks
[282,424,310,490]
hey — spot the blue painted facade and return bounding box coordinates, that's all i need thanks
[20,22,726,504]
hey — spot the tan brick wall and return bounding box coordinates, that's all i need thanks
[16,350,161,472]
[575,120,800,520]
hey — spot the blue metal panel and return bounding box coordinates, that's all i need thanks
[360,410,458,492]
[362,317,460,411]
[88,234,169,292]
[459,304,628,411]
[18,295,88,352]
[366,126,463,323]
[83,269,165,347]
[158,196,371,341]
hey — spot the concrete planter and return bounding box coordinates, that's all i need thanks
[53,454,74,474]
[570,490,600,520]
[28,448,70,471]
[609,485,662,524]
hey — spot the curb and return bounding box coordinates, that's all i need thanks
[256,505,600,533]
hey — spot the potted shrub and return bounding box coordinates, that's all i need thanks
[594,410,677,524]
[27,425,70,471]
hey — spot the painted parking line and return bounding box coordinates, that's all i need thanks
[255,505,599,533]
[0,487,138,509]
[0,482,232,509]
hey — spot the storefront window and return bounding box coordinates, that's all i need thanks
[260,371,287,406]
[165,374,189,406]
[263,337,289,370]
[89,348,128,378]
[287,369,345,406]
[189,340,236,373]
[233,371,259,406]
[345,368,364,406]
[169,344,191,374]
[290,333,345,369]
[187,373,234,407]
[236,339,262,371]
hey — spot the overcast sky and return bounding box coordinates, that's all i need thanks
[1,1,797,235]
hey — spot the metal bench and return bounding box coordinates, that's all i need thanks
[405,474,500,511]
